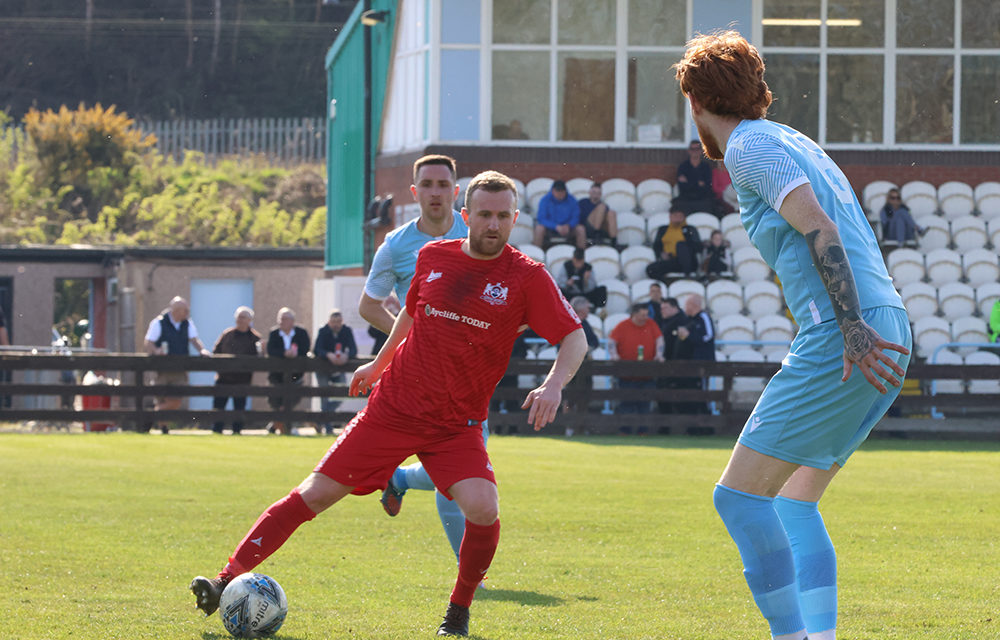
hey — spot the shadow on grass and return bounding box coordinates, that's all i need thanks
[202,634,307,640]
[475,588,565,606]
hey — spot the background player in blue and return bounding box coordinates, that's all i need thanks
[675,32,911,640]
[358,154,491,572]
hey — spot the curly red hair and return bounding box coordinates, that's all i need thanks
[674,30,772,120]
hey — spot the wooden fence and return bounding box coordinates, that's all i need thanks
[139,118,326,165]
[1,353,998,437]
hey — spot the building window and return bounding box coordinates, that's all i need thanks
[628,0,686,47]
[962,0,1000,48]
[897,0,954,48]
[557,0,616,46]
[827,55,883,143]
[960,55,1000,143]
[493,0,550,45]
[627,53,685,143]
[896,55,953,144]
[764,54,820,142]
[763,0,820,47]
[558,52,615,141]
[827,0,884,47]
[492,51,549,140]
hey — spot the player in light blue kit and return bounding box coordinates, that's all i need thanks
[358,154,491,571]
[675,32,911,640]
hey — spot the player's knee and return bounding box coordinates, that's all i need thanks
[465,500,499,526]
[297,473,350,514]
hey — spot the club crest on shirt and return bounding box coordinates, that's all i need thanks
[481,282,508,306]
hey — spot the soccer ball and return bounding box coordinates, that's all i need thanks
[218,573,288,638]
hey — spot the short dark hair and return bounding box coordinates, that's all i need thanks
[630,302,647,315]
[670,205,686,215]
[591,181,602,189]
[464,170,518,210]
[689,139,701,147]
[413,154,457,182]
[572,248,585,260]
[551,179,567,192]
[663,297,680,309]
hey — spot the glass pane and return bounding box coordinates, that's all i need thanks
[493,52,550,140]
[763,0,821,47]
[627,53,686,142]
[629,0,686,46]
[494,0,550,44]
[763,54,820,141]
[557,52,615,141]
[961,56,1000,143]
[897,0,953,48]
[827,55,883,142]
[896,55,953,143]
[827,0,884,47]
[962,0,1000,48]
[558,0,616,45]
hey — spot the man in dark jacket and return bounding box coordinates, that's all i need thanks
[656,297,688,414]
[314,309,358,435]
[676,294,716,414]
[266,307,311,435]
[646,207,702,280]
[212,306,262,434]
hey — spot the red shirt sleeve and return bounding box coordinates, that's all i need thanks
[523,264,582,345]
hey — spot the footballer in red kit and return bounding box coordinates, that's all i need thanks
[190,170,589,638]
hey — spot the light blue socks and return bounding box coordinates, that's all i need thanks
[713,484,806,637]
[774,496,838,636]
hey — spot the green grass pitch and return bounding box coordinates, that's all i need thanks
[1,433,997,639]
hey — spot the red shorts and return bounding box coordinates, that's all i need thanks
[313,408,494,500]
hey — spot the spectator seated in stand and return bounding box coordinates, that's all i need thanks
[879,188,925,245]
[578,181,620,248]
[702,230,731,278]
[646,206,702,281]
[533,179,586,250]
[556,248,607,310]
[673,139,725,215]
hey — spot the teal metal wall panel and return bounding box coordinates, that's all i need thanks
[324,0,397,271]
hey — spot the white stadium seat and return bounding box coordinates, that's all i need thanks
[511,178,527,210]
[733,245,771,284]
[585,314,604,338]
[525,177,555,213]
[924,248,963,286]
[617,211,647,246]
[886,248,926,287]
[743,280,783,320]
[930,349,965,394]
[989,218,1000,249]
[687,212,721,241]
[962,248,1000,288]
[518,243,545,263]
[937,282,976,322]
[937,181,975,219]
[952,317,989,356]
[601,178,638,213]
[727,348,767,397]
[915,216,950,252]
[913,316,951,359]
[630,278,663,304]
[590,347,613,392]
[620,245,655,284]
[974,181,1000,220]
[755,314,794,357]
[899,282,938,321]
[545,244,577,278]
[717,314,755,355]
[966,351,1000,394]
[645,212,673,242]
[950,215,988,251]
[603,279,632,316]
[900,180,938,217]
[566,177,593,201]
[668,279,706,304]
[722,213,753,250]
[508,224,534,247]
[585,245,622,282]
[764,348,788,363]
[862,180,898,217]
[536,345,559,360]
[636,178,674,215]
[707,280,744,317]
[975,282,1000,318]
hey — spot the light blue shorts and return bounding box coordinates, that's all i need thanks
[738,306,912,469]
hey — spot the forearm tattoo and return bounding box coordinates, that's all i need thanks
[805,229,875,361]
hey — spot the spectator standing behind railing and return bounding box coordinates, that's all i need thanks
[266,307,311,435]
[211,306,261,435]
[314,309,358,435]
[675,294,716,415]
[656,297,688,414]
[608,303,665,430]
[143,296,211,434]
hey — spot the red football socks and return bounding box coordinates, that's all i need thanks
[450,519,501,608]
[219,488,316,580]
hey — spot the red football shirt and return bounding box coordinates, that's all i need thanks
[368,239,581,428]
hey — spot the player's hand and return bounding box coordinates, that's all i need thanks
[521,384,562,431]
[841,320,909,394]
[349,362,381,396]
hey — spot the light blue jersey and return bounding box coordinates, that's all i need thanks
[725,120,904,330]
[364,211,469,302]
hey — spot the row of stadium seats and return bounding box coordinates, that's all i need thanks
[863,180,1000,220]
[899,281,1000,322]
[881,214,1000,252]
[913,316,993,358]
[886,247,999,287]
[928,350,1000,394]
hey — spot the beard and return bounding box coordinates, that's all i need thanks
[467,232,507,258]
[695,122,724,160]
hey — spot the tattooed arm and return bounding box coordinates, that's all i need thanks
[778,184,909,393]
